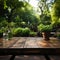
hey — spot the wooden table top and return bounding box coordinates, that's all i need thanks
[0,37,60,55]
[0,37,60,48]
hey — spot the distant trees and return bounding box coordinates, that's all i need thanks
[51,0,60,28]
[0,0,24,22]
[37,0,54,25]
[0,0,60,37]
[0,0,40,32]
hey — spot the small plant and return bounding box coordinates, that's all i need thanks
[38,24,53,41]
[38,24,52,32]
[13,28,22,36]
[21,27,30,36]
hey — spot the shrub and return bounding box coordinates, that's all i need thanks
[12,27,30,37]
[29,31,37,37]
[22,27,30,36]
[12,28,22,37]
[38,24,53,32]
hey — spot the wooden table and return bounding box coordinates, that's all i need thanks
[0,37,60,60]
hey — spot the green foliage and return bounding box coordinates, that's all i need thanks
[1,27,8,33]
[38,0,53,25]
[12,27,30,37]
[29,31,37,37]
[12,28,22,36]
[6,0,24,8]
[40,14,51,25]
[0,20,8,28]
[0,0,40,33]
[9,22,15,27]
[0,0,24,22]
[0,0,56,37]
[23,27,30,36]
[51,0,60,25]
[20,21,26,28]
[38,24,52,32]
[0,17,8,28]
[8,32,13,40]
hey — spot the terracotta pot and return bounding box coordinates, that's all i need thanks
[42,32,50,41]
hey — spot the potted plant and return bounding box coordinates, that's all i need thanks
[38,24,52,41]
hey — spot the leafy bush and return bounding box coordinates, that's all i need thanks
[38,24,53,32]
[22,27,30,36]
[29,31,37,37]
[12,28,22,36]
[0,20,8,28]
[12,27,30,37]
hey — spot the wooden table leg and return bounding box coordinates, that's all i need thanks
[10,55,15,60]
[44,55,51,60]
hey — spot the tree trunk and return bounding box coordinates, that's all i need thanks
[42,32,50,41]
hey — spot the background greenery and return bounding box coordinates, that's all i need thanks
[0,0,60,37]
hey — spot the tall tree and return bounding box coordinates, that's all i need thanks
[51,0,60,27]
[38,0,54,25]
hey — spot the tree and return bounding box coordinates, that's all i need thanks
[0,0,40,32]
[38,0,54,25]
[12,1,40,31]
[0,0,24,22]
[51,0,60,28]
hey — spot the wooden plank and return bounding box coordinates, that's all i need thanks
[9,37,60,48]
[10,37,26,48]
[0,37,60,48]
[14,55,46,60]
[0,55,12,60]
[24,37,40,48]
[0,37,20,48]
[49,56,60,60]
[36,37,60,48]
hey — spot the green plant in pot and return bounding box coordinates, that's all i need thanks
[38,24,52,41]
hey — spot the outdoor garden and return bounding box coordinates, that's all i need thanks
[0,0,60,41]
